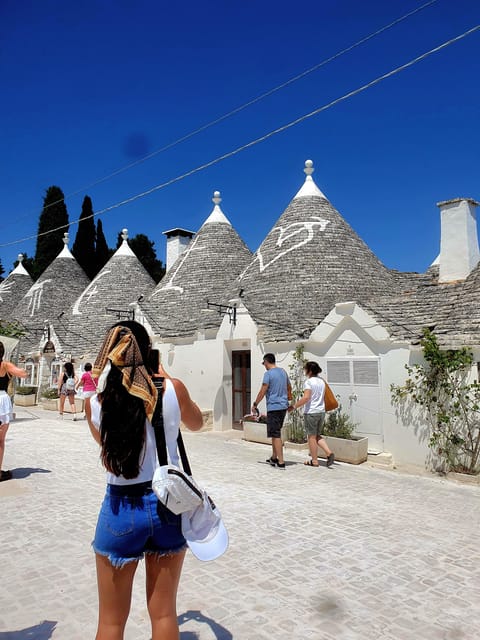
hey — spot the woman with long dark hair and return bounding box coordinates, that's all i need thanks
[57,361,78,420]
[87,321,203,640]
[0,341,27,481]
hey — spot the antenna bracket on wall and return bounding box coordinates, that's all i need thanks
[206,301,237,326]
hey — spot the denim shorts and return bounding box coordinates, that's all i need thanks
[92,482,187,568]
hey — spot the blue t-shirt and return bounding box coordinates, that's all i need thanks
[263,367,289,411]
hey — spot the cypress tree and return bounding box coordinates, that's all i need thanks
[0,258,4,282]
[72,196,96,279]
[34,186,69,279]
[129,233,165,283]
[95,219,111,273]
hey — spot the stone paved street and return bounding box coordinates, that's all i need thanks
[0,407,479,639]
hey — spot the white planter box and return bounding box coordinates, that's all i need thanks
[41,398,84,413]
[242,420,288,445]
[319,435,368,465]
[14,394,37,407]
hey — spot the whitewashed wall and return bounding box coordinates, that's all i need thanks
[151,301,457,469]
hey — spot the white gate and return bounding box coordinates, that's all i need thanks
[326,358,383,451]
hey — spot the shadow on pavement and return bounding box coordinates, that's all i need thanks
[0,620,57,639]
[11,468,51,479]
[179,609,232,639]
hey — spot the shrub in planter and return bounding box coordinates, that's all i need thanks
[324,409,356,439]
[15,385,37,396]
[41,387,59,400]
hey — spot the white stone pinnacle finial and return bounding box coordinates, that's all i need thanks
[304,159,314,176]
[63,232,69,245]
[18,253,24,263]
[212,191,222,206]
[121,228,128,242]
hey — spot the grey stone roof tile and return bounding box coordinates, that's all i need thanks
[141,216,252,339]
[236,194,399,342]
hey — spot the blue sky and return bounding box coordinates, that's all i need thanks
[1,0,479,277]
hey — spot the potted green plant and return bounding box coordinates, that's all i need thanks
[14,385,38,407]
[40,386,59,411]
[321,408,368,464]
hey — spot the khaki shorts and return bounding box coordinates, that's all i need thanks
[304,412,326,437]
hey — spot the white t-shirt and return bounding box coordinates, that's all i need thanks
[303,376,325,414]
[90,378,181,485]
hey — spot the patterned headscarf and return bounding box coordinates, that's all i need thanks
[93,325,157,421]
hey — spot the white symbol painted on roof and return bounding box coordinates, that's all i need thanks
[73,270,111,315]
[256,217,329,273]
[25,279,52,317]
[0,280,14,302]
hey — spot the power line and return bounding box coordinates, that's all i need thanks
[2,23,478,250]
[7,0,439,224]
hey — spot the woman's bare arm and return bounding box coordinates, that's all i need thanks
[4,362,28,379]
[171,378,203,431]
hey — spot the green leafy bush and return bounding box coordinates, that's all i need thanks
[41,387,59,400]
[15,385,37,395]
[324,409,357,440]
[391,328,480,475]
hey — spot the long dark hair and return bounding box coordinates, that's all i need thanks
[64,362,74,377]
[99,321,153,479]
[0,342,4,364]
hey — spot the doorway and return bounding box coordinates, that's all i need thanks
[232,350,251,428]
[326,357,383,451]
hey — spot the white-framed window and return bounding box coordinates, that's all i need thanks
[50,359,62,388]
[22,358,38,386]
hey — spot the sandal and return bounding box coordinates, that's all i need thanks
[304,460,319,467]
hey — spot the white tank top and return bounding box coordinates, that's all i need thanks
[90,378,181,485]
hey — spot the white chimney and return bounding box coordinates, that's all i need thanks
[162,228,195,272]
[437,198,480,283]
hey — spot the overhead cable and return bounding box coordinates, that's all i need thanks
[2,23,478,250]
[9,0,439,222]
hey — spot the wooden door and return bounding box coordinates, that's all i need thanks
[232,350,251,428]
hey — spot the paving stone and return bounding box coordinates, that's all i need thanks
[0,407,479,639]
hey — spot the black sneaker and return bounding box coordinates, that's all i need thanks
[276,461,286,469]
[0,470,13,482]
[266,456,278,466]
[326,453,335,467]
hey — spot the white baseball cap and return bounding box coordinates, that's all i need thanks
[181,495,229,562]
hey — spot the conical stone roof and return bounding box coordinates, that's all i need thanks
[141,192,253,339]
[13,236,90,354]
[0,254,34,320]
[61,230,156,358]
[237,160,398,341]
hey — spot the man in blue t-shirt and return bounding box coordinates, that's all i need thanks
[252,353,292,469]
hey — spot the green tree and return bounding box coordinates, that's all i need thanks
[0,319,26,339]
[95,219,111,273]
[33,186,69,279]
[72,196,96,279]
[391,328,480,474]
[0,257,4,282]
[286,344,307,443]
